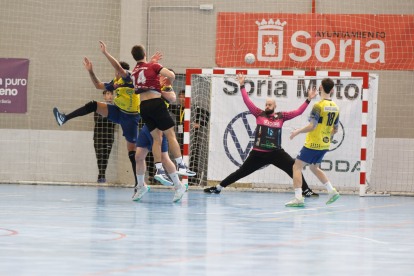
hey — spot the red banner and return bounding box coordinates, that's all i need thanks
[216,13,414,70]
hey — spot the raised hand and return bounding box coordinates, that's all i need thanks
[237,73,245,86]
[99,40,107,54]
[149,51,163,63]
[83,57,93,72]
[307,86,318,101]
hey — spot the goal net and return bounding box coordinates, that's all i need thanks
[188,69,384,195]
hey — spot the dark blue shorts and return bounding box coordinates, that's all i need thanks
[136,124,168,152]
[106,104,140,144]
[296,146,328,165]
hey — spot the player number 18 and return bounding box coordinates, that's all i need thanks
[326,112,335,126]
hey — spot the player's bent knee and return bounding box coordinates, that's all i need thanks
[85,101,98,113]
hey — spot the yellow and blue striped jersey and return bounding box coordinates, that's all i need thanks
[104,71,140,113]
[304,99,339,151]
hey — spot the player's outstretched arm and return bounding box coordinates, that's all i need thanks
[159,68,175,83]
[237,73,262,117]
[84,57,105,90]
[99,40,128,79]
[290,122,316,140]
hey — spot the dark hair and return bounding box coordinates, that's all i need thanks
[131,45,146,61]
[119,61,130,70]
[321,78,335,94]
[179,90,185,96]
[103,90,113,95]
[168,68,175,75]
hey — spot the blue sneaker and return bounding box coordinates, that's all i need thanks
[176,163,196,177]
[154,168,173,186]
[53,107,66,126]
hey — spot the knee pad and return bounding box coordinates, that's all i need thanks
[85,101,98,113]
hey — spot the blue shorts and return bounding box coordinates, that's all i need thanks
[296,147,328,165]
[136,124,168,152]
[107,104,140,144]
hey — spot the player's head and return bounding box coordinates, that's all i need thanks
[131,45,146,62]
[179,90,185,106]
[265,98,276,115]
[321,78,335,96]
[115,61,130,79]
[160,68,175,86]
[102,90,113,103]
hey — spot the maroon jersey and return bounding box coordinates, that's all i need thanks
[131,62,163,94]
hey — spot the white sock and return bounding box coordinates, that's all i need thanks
[136,175,145,187]
[169,172,181,188]
[155,162,163,170]
[216,184,223,191]
[295,188,302,199]
[175,157,183,165]
[324,181,334,193]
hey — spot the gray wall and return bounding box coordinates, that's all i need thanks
[0,0,413,185]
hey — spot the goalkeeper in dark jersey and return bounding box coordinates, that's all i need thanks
[204,73,318,197]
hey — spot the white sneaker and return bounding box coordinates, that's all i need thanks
[172,183,188,202]
[132,185,150,201]
[326,188,340,205]
[285,197,305,207]
[176,163,196,177]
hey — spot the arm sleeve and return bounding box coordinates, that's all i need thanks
[308,103,322,127]
[122,71,132,82]
[240,85,262,117]
[281,99,310,121]
[104,80,115,91]
[152,63,163,74]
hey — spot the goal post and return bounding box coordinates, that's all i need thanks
[186,69,379,196]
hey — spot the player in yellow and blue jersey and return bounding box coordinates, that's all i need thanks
[53,58,142,186]
[287,78,340,207]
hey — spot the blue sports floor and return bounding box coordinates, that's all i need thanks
[1,184,414,276]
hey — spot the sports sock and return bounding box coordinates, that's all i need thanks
[175,156,183,165]
[216,184,223,191]
[155,162,163,170]
[324,181,334,193]
[295,188,302,199]
[169,172,181,188]
[136,174,145,187]
[128,151,137,186]
[65,101,97,121]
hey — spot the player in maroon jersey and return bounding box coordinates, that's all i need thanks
[99,41,193,202]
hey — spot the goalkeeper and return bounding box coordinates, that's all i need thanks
[204,73,317,196]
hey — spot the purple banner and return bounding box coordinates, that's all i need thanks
[0,58,29,114]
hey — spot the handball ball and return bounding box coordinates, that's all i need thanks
[245,53,255,64]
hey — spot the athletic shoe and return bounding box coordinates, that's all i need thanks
[203,186,221,194]
[302,188,319,197]
[172,183,188,202]
[326,188,340,205]
[132,185,150,201]
[53,107,66,126]
[285,197,305,207]
[154,168,173,186]
[176,163,196,177]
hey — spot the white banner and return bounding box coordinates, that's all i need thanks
[207,75,365,188]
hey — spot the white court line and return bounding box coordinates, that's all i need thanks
[320,230,389,244]
[255,205,346,215]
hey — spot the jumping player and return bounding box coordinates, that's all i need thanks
[288,78,340,207]
[53,58,141,186]
[133,74,188,202]
[99,41,192,202]
[204,73,317,195]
